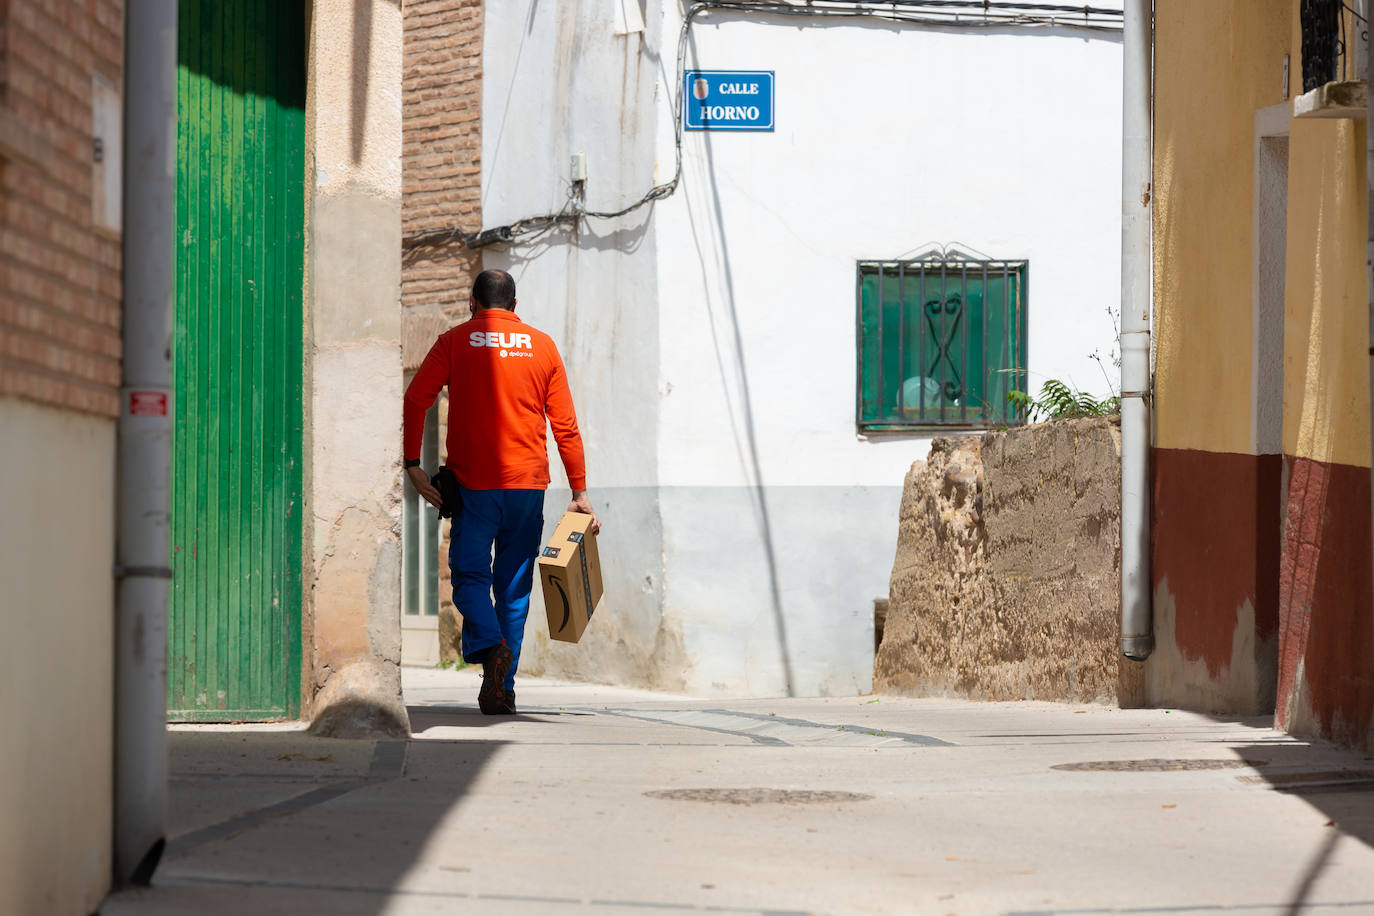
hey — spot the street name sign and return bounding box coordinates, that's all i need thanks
[684,70,775,131]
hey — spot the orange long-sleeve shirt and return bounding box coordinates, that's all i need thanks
[403,309,586,491]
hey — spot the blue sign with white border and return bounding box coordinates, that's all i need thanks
[684,70,774,132]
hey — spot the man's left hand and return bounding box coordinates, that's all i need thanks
[568,490,602,536]
[407,466,442,509]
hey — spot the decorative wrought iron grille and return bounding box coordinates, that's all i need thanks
[856,253,1027,430]
[1301,0,1341,91]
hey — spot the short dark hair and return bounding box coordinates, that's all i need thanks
[472,269,516,309]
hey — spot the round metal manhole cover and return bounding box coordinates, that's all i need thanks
[644,788,874,805]
[1052,758,1267,772]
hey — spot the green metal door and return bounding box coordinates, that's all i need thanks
[169,0,305,721]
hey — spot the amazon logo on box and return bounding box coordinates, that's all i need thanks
[537,511,603,643]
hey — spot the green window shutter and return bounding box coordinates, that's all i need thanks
[856,258,1026,430]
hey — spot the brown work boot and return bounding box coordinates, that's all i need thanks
[478,643,514,715]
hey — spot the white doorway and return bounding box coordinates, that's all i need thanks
[1252,103,1289,457]
[402,402,442,667]
[1250,101,1290,713]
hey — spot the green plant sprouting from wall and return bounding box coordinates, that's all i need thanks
[1008,379,1121,423]
[1004,304,1122,423]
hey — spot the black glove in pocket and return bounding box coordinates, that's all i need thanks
[430,467,463,520]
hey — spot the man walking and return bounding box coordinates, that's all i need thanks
[403,269,599,715]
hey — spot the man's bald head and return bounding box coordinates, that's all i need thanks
[471,269,516,310]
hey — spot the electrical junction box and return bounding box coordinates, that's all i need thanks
[537,511,603,643]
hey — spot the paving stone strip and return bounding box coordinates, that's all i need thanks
[585,707,952,748]
[153,875,809,913]
[164,740,408,858]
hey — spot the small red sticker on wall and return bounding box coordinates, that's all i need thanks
[128,391,168,416]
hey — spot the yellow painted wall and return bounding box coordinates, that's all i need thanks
[0,397,115,915]
[1281,22,1371,467]
[1152,0,1291,454]
[1155,0,1370,467]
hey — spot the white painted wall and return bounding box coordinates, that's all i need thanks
[656,9,1124,489]
[483,2,1123,697]
[0,398,115,914]
[481,1,676,688]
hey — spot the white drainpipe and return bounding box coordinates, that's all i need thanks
[114,0,177,885]
[1120,0,1154,661]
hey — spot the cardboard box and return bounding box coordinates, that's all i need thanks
[537,511,603,642]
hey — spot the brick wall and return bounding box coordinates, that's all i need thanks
[403,0,482,372]
[0,0,123,418]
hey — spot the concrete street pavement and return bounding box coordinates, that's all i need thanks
[102,666,1374,915]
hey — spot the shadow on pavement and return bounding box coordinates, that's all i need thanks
[1225,736,1374,853]
[101,728,503,915]
[407,703,594,733]
[1209,725,1374,914]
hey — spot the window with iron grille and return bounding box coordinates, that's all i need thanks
[856,255,1027,430]
[1300,0,1341,91]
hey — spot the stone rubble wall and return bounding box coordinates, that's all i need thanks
[875,417,1144,705]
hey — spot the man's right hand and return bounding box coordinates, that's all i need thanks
[568,490,602,536]
[407,466,442,509]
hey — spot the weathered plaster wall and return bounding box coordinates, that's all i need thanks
[1150,0,1373,750]
[1149,450,1282,714]
[875,419,1140,703]
[659,484,897,696]
[305,0,408,736]
[1282,116,1370,469]
[480,2,1123,696]
[1277,458,1374,750]
[1275,30,1372,750]
[1152,0,1291,455]
[0,398,114,915]
[1148,0,1291,713]
[652,7,1123,696]
[477,1,671,690]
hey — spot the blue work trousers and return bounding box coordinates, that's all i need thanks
[449,486,545,691]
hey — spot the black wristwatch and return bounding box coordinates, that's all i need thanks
[403,458,421,469]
